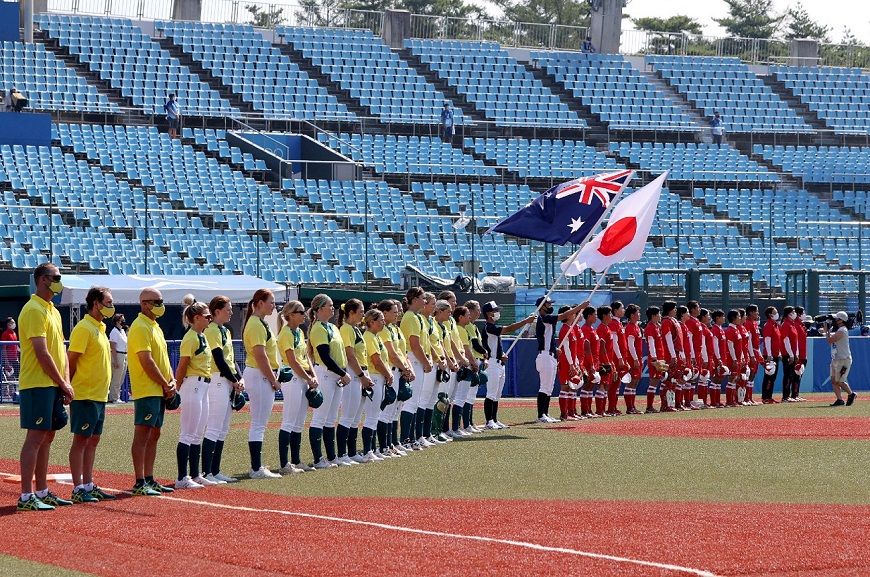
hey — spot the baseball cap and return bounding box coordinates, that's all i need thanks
[535,296,553,308]
[482,300,499,315]
[835,311,849,322]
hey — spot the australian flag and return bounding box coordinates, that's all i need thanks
[488,169,634,245]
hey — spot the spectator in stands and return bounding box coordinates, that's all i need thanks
[164,93,181,138]
[2,88,12,112]
[108,313,127,403]
[710,112,724,146]
[440,102,455,142]
[1,317,18,399]
[581,36,596,53]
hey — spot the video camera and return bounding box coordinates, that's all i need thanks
[812,311,862,330]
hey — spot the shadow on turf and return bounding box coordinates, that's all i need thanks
[454,434,527,442]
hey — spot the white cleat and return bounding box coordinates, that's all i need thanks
[174,476,204,489]
[428,435,446,445]
[313,458,338,470]
[212,472,238,483]
[278,463,306,475]
[437,433,452,443]
[249,466,282,479]
[485,420,500,430]
[495,421,509,429]
[192,475,217,486]
[350,453,367,464]
[204,473,227,484]
[364,451,384,462]
[340,455,359,466]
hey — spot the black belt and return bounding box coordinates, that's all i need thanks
[360,366,368,371]
[194,376,211,383]
[116,351,127,355]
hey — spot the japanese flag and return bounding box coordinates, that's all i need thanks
[561,171,667,276]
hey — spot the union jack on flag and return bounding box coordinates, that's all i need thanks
[554,169,635,208]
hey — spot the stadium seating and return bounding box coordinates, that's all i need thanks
[647,56,814,133]
[0,40,120,114]
[531,51,697,131]
[36,14,238,116]
[770,65,870,134]
[154,21,354,121]
[753,144,870,184]
[464,137,621,178]
[610,142,779,182]
[278,26,462,125]
[405,39,586,129]
[316,132,497,176]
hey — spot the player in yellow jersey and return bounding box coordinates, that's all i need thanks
[431,299,457,442]
[360,308,391,462]
[277,301,317,475]
[337,299,373,465]
[174,301,214,489]
[308,294,350,469]
[400,287,431,449]
[242,289,281,479]
[376,299,411,458]
[67,286,115,504]
[464,300,487,433]
[202,296,243,483]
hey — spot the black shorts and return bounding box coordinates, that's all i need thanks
[167,117,179,129]
[134,396,166,428]
[70,400,106,437]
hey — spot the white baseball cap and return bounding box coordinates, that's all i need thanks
[835,311,849,322]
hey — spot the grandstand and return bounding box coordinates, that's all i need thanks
[0,10,866,298]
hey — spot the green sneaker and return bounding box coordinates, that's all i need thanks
[17,494,54,511]
[89,485,116,500]
[131,483,161,497]
[147,480,174,494]
[40,491,73,507]
[71,488,99,504]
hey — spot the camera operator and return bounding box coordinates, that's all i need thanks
[822,312,857,407]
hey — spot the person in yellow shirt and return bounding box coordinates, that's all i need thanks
[276,300,317,475]
[399,287,430,448]
[242,288,281,479]
[432,299,457,442]
[174,301,214,489]
[337,299,373,465]
[360,308,390,462]
[423,294,449,445]
[452,305,479,437]
[16,263,72,511]
[202,296,243,484]
[128,287,176,496]
[308,293,350,469]
[464,300,487,433]
[376,299,411,458]
[67,286,116,504]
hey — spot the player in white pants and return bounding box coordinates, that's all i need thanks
[376,300,411,457]
[276,301,317,474]
[535,296,587,423]
[481,300,535,429]
[358,309,390,462]
[174,300,214,489]
[337,299,372,466]
[201,296,243,483]
[242,289,281,479]
[400,288,433,448]
[451,305,479,436]
[308,294,351,469]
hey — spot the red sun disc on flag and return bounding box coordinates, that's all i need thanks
[597,217,637,256]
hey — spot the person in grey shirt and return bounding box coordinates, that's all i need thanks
[823,311,856,407]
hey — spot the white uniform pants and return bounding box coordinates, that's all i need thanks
[311,365,344,428]
[439,370,457,400]
[361,374,386,430]
[379,368,402,423]
[536,352,557,395]
[454,374,472,406]
[338,376,365,429]
[280,375,309,434]
[485,361,506,401]
[402,359,426,414]
[244,366,275,443]
[421,366,439,409]
[179,375,210,445]
[109,352,127,402]
[204,374,233,442]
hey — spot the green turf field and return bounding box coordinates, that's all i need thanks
[0,554,97,577]
[1,396,868,504]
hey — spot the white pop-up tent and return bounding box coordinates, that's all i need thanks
[59,275,295,305]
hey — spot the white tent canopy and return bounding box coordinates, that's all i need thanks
[59,275,294,305]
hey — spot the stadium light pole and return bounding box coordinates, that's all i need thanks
[364,177,369,290]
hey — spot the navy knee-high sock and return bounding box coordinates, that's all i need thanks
[443,408,450,433]
[493,400,500,422]
[400,411,414,443]
[391,420,398,446]
[336,425,349,458]
[289,431,302,465]
[347,427,359,457]
[309,427,323,462]
[415,407,426,440]
[451,404,462,431]
[537,392,548,418]
[362,427,374,455]
[462,403,472,428]
[322,426,336,461]
[248,441,262,471]
[211,440,224,476]
[423,408,433,438]
[201,438,216,478]
[376,422,388,451]
[176,442,190,481]
[278,429,291,468]
[188,444,201,478]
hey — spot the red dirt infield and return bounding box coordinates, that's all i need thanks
[555,416,870,440]
[0,460,868,577]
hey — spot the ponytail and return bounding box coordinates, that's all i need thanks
[245,289,273,325]
[307,293,332,355]
[336,298,363,327]
[181,293,195,329]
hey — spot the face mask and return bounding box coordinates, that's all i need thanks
[788,312,797,320]
[8,323,15,330]
[49,280,64,295]
[771,313,779,321]
[100,305,116,319]
[152,303,166,318]
[492,312,501,321]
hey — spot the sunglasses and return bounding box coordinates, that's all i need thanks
[292,310,305,315]
[44,274,61,282]
[201,314,213,320]
[145,299,164,306]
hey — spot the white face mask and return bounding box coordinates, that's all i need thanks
[492,312,501,321]
[788,312,797,320]
[771,313,779,321]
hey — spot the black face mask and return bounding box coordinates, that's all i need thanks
[544,305,554,314]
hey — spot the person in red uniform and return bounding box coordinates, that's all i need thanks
[557,306,579,421]
[580,307,601,418]
[779,306,799,403]
[609,302,630,414]
[694,308,712,407]
[724,310,745,406]
[623,304,643,414]
[570,320,588,419]
[736,309,752,405]
[644,306,664,413]
[596,306,616,416]
[678,305,696,409]
[709,310,728,408]
[761,306,782,404]
[660,301,684,412]
[744,305,763,405]
[792,306,809,401]
[686,302,706,407]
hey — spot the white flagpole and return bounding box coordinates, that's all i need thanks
[503,178,632,357]
[558,264,613,357]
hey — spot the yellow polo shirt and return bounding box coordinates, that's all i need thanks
[18,294,66,390]
[310,321,347,369]
[204,322,235,371]
[364,329,388,370]
[401,311,430,360]
[244,316,279,369]
[428,316,445,360]
[278,325,310,372]
[128,312,171,399]
[340,323,368,369]
[179,329,212,379]
[68,314,111,401]
[467,322,485,360]
[439,320,456,361]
